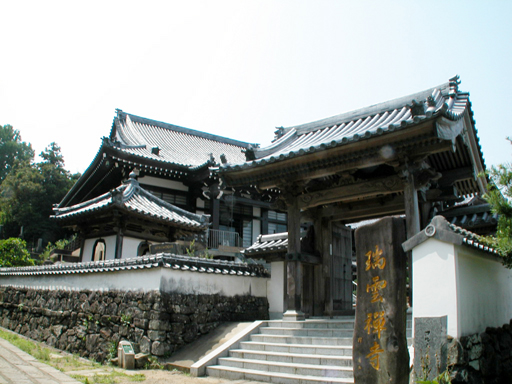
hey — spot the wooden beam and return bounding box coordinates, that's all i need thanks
[310,195,406,222]
[437,166,474,187]
[297,175,403,210]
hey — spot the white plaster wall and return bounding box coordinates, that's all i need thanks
[82,236,117,262]
[160,268,268,297]
[104,236,117,260]
[267,261,285,319]
[0,266,269,298]
[456,246,512,336]
[122,237,142,259]
[0,268,162,292]
[138,176,188,192]
[412,239,460,337]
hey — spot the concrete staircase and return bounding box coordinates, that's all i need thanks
[206,317,357,384]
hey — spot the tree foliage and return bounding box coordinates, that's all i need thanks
[0,140,80,245]
[483,139,512,267]
[0,124,34,183]
[0,238,35,267]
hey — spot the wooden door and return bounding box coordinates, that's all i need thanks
[331,223,353,313]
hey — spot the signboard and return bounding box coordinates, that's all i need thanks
[353,217,409,384]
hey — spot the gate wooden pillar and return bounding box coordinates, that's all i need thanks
[283,192,305,321]
[400,159,440,307]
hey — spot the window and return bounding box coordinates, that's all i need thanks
[137,241,150,256]
[268,222,287,234]
[266,210,287,234]
[143,186,188,208]
[242,220,253,248]
[268,210,287,222]
[92,239,106,261]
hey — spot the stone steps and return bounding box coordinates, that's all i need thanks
[259,327,354,338]
[250,334,353,346]
[217,357,354,377]
[240,341,353,355]
[206,365,355,384]
[229,349,353,366]
[203,315,412,383]
[206,318,356,383]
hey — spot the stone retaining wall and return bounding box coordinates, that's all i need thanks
[0,287,268,362]
[443,320,512,383]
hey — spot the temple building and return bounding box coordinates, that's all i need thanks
[53,76,492,318]
[52,109,286,262]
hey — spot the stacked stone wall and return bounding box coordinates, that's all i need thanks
[442,320,512,384]
[0,287,268,362]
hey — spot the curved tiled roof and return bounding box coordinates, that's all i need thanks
[221,76,475,172]
[402,215,500,256]
[52,173,209,230]
[244,232,289,255]
[110,110,253,168]
[0,254,269,278]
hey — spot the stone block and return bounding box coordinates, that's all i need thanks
[86,334,101,353]
[134,318,148,329]
[414,316,447,381]
[139,336,151,354]
[151,340,166,356]
[148,330,167,341]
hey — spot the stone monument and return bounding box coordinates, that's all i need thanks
[353,217,409,384]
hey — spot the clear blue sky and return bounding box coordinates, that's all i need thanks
[1,1,510,174]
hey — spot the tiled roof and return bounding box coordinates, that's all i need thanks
[221,76,476,172]
[439,196,498,235]
[52,173,209,230]
[110,110,253,169]
[402,215,499,256]
[0,254,269,278]
[244,232,290,255]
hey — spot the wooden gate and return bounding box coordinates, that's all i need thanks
[331,223,353,313]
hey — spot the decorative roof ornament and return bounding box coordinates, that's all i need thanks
[243,145,257,161]
[409,100,426,117]
[449,75,461,95]
[274,127,285,141]
[426,95,437,116]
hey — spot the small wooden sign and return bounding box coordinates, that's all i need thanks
[353,217,409,384]
[149,242,183,255]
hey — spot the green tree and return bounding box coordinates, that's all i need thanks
[0,125,34,183]
[0,142,80,245]
[0,238,35,267]
[482,139,512,266]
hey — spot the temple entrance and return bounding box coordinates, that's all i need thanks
[331,223,353,314]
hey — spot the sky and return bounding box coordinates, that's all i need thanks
[1,1,511,174]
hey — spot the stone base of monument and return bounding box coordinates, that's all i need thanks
[282,309,305,321]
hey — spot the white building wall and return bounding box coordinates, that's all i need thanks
[122,237,143,259]
[104,236,117,260]
[412,239,459,337]
[82,235,117,262]
[267,261,285,319]
[413,237,512,338]
[456,247,512,336]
